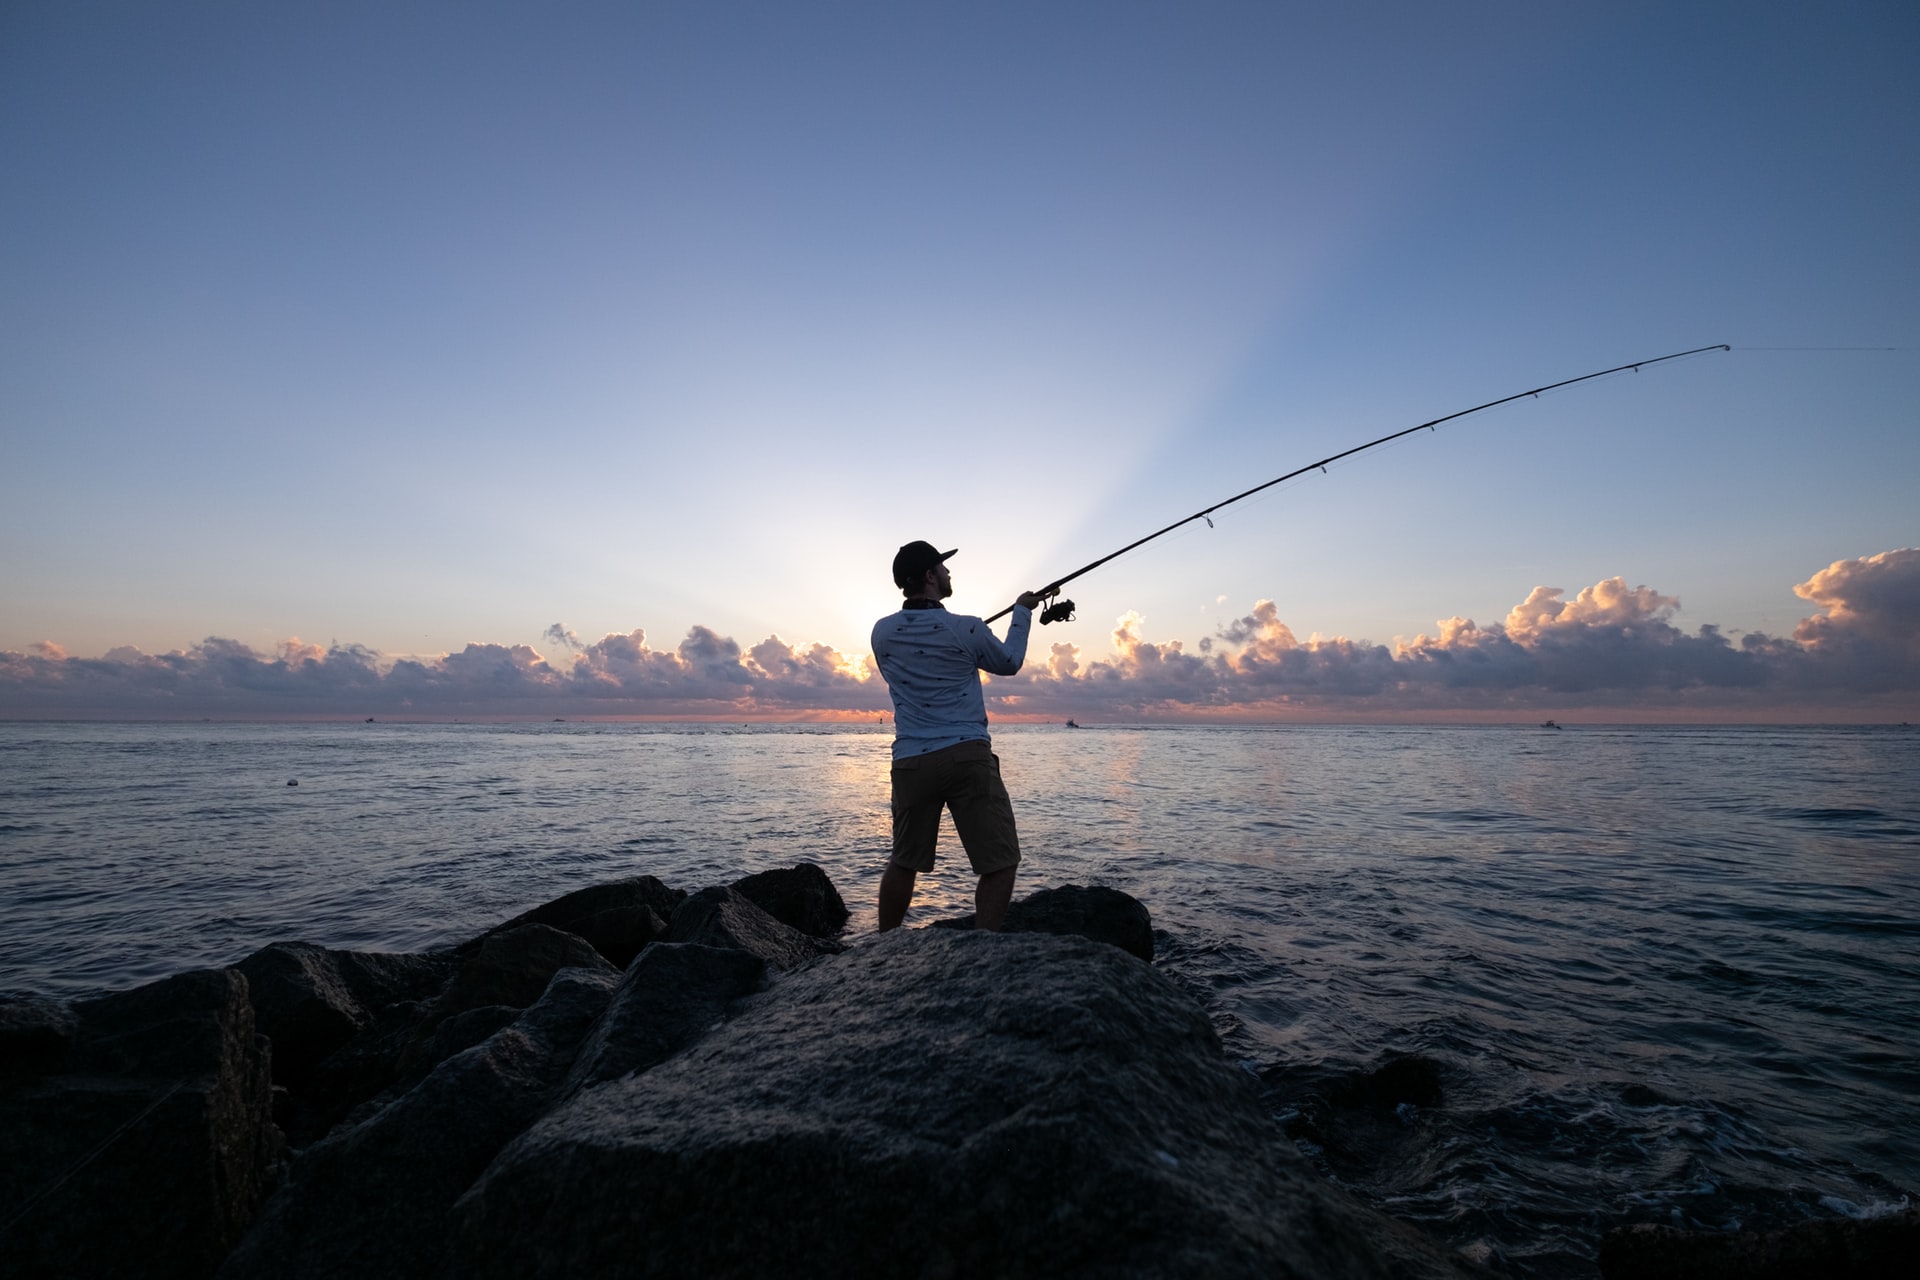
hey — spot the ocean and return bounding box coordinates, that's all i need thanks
[2,720,1915,1275]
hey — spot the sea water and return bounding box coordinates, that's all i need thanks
[2,720,1915,1275]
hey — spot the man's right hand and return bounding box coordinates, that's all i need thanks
[1016,591,1042,611]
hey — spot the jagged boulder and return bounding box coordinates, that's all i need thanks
[0,969,281,1280]
[665,886,843,971]
[1599,1208,1920,1279]
[280,998,436,1147]
[219,967,620,1280]
[409,1005,523,1074]
[934,883,1156,961]
[729,862,850,938]
[562,942,767,1094]
[0,995,77,1080]
[274,928,606,1147]
[448,929,1475,1279]
[426,924,615,1026]
[234,943,455,1090]
[462,875,685,969]
[235,944,362,1086]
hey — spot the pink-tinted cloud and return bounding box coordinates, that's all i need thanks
[1791,548,1920,681]
[989,551,1918,720]
[2,550,1914,720]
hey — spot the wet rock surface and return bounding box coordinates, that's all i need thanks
[3,866,1508,1278]
[0,995,77,1080]
[235,941,454,1091]
[0,969,280,1280]
[562,942,767,1095]
[426,923,615,1027]
[450,928,1475,1279]
[729,861,851,938]
[933,881,1156,961]
[219,967,619,1280]
[665,885,845,970]
[460,874,683,970]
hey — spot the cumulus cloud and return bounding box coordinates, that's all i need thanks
[985,550,1918,720]
[1792,548,1920,677]
[0,628,887,720]
[2,550,1914,720]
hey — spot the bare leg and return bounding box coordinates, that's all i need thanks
[974,866,1016,932]
[878,863,918,931]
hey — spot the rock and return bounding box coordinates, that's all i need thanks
[220,966,619,1280]
[0,995,77,1080]
[564,904,668,969]
[1599,1207,1920,1279]
[664,886,844,971]
[235,942,456,1090]
[463,875,686,968]
[232,944,361,1089]
[268,929,598,1150]
[449,929,1475,1279]
[280,924,615,1144]
[234,943,457,1145]
[427,924,615,1027]
[279,999,433,1148]
[412,1004,523,1072]
[729,862,850,938]
[562,943,767,1094]
[934,883,1156,961]
[328,948,460,1011]
[0,969,281,1280]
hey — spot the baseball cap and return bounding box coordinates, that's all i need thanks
[892,540,956,590]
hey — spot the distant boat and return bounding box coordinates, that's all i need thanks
[1541,719,1561,730]
[1066,719,1080,729]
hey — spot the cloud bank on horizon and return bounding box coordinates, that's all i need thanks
[5,550,1915,722]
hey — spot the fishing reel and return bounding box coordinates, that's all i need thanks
[1038,590,1076,625]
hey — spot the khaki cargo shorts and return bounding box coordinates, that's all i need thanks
[889,738,1021,875]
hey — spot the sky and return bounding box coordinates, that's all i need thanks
[2,1,1916,721]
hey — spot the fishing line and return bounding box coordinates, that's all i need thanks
[986,343,1732,625]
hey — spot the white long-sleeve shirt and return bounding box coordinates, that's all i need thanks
[871,601,1032,760]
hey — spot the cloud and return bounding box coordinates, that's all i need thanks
[1791,548,1920,680]
[541,623,585,651]
[988,550,1918,720]
[2,550,1914,720]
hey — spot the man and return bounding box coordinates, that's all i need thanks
[871,541,1041,932]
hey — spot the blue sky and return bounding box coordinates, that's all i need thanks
[2,2,1915,718]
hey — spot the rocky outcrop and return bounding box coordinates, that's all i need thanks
[275,925,613,1145]
[5,872,1492,1280]
[665,885,844,971]
[0,969,281,1280]
[935,882,1157,961]
[729,861,850,938]
[0,995,77,1080]
[219,967,619,1280]
[235,942,454,1090]
[460,874,684,969]
[1599,1208,1920,1279]
[426,923,616,1026]
[448,928,1475,1279]
[561,942,767,1094]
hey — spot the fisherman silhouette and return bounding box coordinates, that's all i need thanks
[870,542,1041,932]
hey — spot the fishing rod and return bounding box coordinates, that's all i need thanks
[986,343,1731,625]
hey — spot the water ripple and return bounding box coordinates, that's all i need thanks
[1,720,1914,1274]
